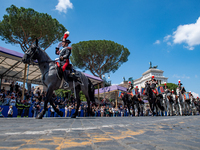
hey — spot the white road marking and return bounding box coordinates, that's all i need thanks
[2,117,180,135]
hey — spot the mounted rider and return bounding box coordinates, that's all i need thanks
[164,82,172,99]
[55,31,72,88]
[149,75,158,95]
[177,80,186,96]
[127,81,133,93]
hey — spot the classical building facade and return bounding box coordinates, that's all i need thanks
[134,68,168,90]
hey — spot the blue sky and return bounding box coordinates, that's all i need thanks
[0,0,200,97]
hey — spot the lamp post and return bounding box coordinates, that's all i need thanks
[103,75,106,101]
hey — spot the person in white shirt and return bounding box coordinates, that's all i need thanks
[65,105,68,117]
[7,106,13,117]
[9,96,16,106]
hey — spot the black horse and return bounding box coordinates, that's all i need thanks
[122,93,142,116]
[22,43,95,119]
[145,82,164,116]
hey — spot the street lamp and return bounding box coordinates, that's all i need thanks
[103,75,105,101]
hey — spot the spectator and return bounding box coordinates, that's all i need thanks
[0,107,4,117]
[1,87,5,93]
[55,105,60,117]
[101,106,104,117]
[7,106,13,117]
[68,104,74,117]
[106,106,109,117]
[112,107,115,117]
[31,86,35,95]
[36,87,41,97]
[0,95,3,105]
[78,106,81,117]
[70,94,75,104]
[9,96,16,107]
[24,101,31,117]
[10,82,14,94]
[33,99,40,117]
[115,107,119,117]
[15,82,20,93]
[84,105,88,117]
[65,105,68,117]
[16,99,24,117]
[50,105,55,117]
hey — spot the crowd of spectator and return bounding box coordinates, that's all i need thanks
[0,81,161,118]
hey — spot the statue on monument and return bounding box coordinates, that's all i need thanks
[149,61,158,69]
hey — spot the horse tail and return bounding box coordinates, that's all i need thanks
[88,79,95,103]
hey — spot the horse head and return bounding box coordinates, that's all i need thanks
[22,44,39,64]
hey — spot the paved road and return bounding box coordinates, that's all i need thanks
[0,116,199,150]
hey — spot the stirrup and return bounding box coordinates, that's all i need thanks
[63,81,69,89]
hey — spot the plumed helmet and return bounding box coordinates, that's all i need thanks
[164,82,166,86]
[136,86,138,88]
[178,79,182,85]
[151,75,154,79]
[62,39,71,44]
[128,81,131,84]
[63,31,70,39]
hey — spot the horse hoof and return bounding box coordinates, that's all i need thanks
[59,111,63,117]
[36,115,43,119]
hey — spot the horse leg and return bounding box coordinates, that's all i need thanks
[127,104,131,116]
[71,87,81,118]
[50,99,63,117]
[36,88,53,119]
[136,102,140,117]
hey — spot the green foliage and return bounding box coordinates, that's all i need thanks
[160,83,178,94]
[55,89,71,98]
[0,5,66,52]
[79,91,87,101]
[71,40,130,78]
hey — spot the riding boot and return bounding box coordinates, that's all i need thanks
[63,70,69,89]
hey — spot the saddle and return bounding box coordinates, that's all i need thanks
[55,62,83,85]
[55,62,73,79]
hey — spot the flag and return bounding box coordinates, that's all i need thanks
[184,93,189,100]
[159,86,164,93]
[135,88,138,95]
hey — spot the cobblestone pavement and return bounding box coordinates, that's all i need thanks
[0,116,199,150]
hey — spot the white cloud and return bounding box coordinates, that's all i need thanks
[167,42,172,46]
[183,45,194,50]
[192,92,199,98]
[163,35,171,42]
[172,74,190,79]
[195,75,198,78]
[172,17,200,50]
[55,0,73,13]
[154,40,160,45]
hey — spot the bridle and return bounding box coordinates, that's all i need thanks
[25,46,39,64]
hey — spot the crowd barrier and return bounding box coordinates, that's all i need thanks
[0,105,131,117]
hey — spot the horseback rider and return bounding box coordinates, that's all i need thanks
[149,75,158,95]
[55,31,72,88]
[127,81,133,93]
[177,80,186,95]
[164,82,171,98]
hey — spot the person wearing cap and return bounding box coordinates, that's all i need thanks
[149,75,158,94]
[127,81,133,93]
[55,31,72,88]
[177,80,186,94]
[177,80,186,115]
